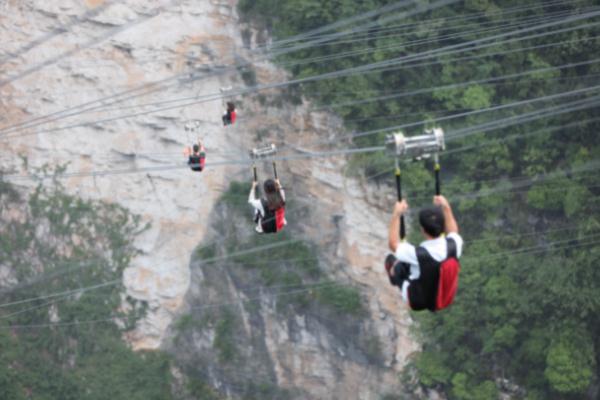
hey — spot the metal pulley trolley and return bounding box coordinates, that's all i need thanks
[250,144,278,183]
[385,127,445,239]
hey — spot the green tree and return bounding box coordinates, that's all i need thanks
[544,328,596,395]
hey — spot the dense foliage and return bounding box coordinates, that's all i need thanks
[170,180,376,399]
[0,178,173,400]
[239,1,600,398]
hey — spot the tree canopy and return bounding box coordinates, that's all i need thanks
[239,0,600,398]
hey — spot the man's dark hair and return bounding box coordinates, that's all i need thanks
[419,206,445,237]
[193,144,200,153]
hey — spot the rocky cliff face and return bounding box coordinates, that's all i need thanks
[1,0,246,350]
[1,0,419,398]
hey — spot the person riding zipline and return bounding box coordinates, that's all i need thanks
[385,195,463,311]
[248,178,286,234]
[222,102,236,126]
[184,141,206,172]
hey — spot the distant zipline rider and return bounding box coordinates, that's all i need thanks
[248,144,286,234]
[222,102,236,126]
[383,128,463,312]
[184,140,206,172]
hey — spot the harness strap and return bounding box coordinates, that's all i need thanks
[446,237,457,259]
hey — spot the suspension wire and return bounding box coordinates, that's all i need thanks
[0,1,116,67]
[3,92,599,182]
[59,8,580,71]
[0,280,121,309]
[282,15,600,96]
[339,25,600,86]
[50,75,599,169]
[4,218,597,313]
[7,163,598,300]
[2,281,345,330]
[0,0,456,134]
[364,117,600,180]
[339,10,600,74]
[15,59,600,152]
[0,197,315,298]
[3,162,595,318]
[15,222,600,320]
[0,298,70,321]
[0,220,587,321]
[262,0,418,48]
[338,72,600,122]
[277,9,583,68]
[303,84,600,150]
[382,163,600,213]
[3,2,594,138]
[300,18,600,93]
[448,161,600,201]
[438,87,600,138]
[444,117,600,156]
[292,8,576,49]
[304,22,600,100]
[469,236,600,262]
[5,160,596,304]
[331,36,600,100]
[2,2,579,79]
[1,2,598,375]
[0,234,309,310]
[0,278,339,326]
[370,156,600,201]
[2,159,597,320]
[0,259,118,296]
[37,52,600,123]
[447,97,600,142]
[1,24,596,145]
[3,236,598,331]
[0,1,182,88]
[3,31,597,143]
[0,145,386,181]
[52,0,580,73]
[405,178,600,208]
[266,0,462,59]
[309,57,600,115]
[1,160,596,295]
[270,0,578,50]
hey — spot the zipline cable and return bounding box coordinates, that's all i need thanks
[46,55,600,121]
[4,237,598,330]
[0,0,458,134]
[0,1,116,66]
[4,93,599,182]
[0,1,181,88]
[3,1,594,137]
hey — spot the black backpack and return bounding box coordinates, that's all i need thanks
[408,238,460,312]
[188,154,203,171]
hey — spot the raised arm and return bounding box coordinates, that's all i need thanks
[433,195,458,234]
[248,181,258,203]
[388,200,408,252]
[275,179,285,202]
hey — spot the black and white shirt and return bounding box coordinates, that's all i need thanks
[394,232,464,302]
